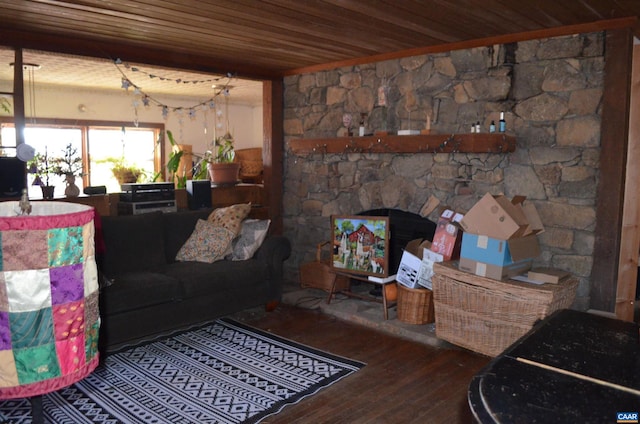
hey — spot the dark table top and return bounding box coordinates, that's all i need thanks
[469,309,640,423]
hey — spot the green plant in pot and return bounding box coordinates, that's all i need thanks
[96,155,144,185]
[27,149,55,199]
[165,130,186,188]
[204,132,240,185]
[49,143,84,197]
[0,96,11,114]
[111,161,144,185]
[214,132,236,163]
[100,131,148,186]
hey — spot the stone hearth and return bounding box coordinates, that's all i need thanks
[282,282,448,348]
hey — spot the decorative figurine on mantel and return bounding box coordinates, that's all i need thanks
[398,91,420,135]
[18,189,31,215]
[342,113,353,137]
[421,113,432,135]
[375,79,389,136]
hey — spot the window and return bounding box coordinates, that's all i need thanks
[0,119,163,198]
[87,127,158,193]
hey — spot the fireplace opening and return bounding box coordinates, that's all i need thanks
[357,208,437,293]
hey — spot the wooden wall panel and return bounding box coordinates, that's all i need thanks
[616,44,640,321]
[591,28,634,312]
[262,80,284,235]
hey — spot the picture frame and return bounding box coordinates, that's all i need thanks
[330,215,390,277]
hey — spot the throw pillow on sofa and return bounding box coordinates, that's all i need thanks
[228,219,271,261]
[207,203,251,236]
[176,219,235,263]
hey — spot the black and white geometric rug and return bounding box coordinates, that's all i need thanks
[0,318,365,424]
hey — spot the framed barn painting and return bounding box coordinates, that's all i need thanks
[330,215,390,278]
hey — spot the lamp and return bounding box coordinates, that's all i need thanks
[0,201,100,422]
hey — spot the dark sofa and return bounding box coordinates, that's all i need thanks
[97,209,291,353]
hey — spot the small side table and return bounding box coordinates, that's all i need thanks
[327,271,397,320]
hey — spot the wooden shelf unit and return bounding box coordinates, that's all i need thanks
[28,184,267,218]
[289,133,516,155]
[58,195,111,217]
[175,184,267,219]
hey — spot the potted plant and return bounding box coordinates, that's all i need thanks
[49,143,84,197]
[94,155,144,186]
[0,96,10,114]
[95,133,149,187]
[111,160,144,185]
[27,148,56,199]
[204,132,240,185]
[165,130,187,188]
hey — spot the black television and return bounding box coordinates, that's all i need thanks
[0,157,26,198]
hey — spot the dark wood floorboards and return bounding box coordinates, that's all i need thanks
[235,304,490,424]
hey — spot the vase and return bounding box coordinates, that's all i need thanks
[207,162,240,186]
[41,185,55,200]
[64,174,80,197]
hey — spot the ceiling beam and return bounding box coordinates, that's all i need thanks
[0,28,282,81]
[285,17,638,76]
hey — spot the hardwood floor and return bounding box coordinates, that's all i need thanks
[234,304,490,423]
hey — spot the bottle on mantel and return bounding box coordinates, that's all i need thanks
[359,113,366,137]
[499,112,506,133]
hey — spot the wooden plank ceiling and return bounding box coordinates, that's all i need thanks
[0,0,639,80]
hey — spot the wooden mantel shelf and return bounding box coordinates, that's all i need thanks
[289,133,516,155]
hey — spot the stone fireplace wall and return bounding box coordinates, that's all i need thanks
[282,32,605,309]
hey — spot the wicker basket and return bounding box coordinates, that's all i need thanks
[397,284,435,324]
[432,261,578,356]
[235,148,263,177]
[299,241,350,292]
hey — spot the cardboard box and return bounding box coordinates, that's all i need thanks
[458,194,543,280]
[460,233,540,267]
[527,268,570,284]
[397,239,443,289]
[417,249,443,290]
[459,257,533,280]
[430,209,464,261]
[460,193,543,240]
[517,198,545,237]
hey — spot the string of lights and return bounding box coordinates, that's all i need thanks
[113,58,235,120]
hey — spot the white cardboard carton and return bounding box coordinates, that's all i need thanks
[396,239,443,289]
